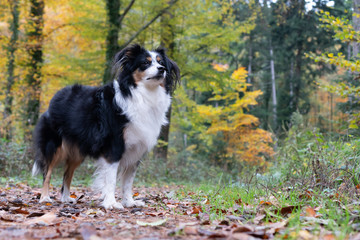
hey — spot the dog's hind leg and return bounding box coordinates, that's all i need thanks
[60,144,83,203]
[40,147,64,203]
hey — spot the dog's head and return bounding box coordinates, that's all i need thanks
[112,44,180,95]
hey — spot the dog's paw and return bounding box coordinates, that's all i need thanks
[101,200,124,210]
[122,199,145,208]
[61,195,77,204]
[39,195,53,203]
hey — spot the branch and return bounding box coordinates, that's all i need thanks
[118,0,136,26]
[120,0,178,48]
[43,23,74,39]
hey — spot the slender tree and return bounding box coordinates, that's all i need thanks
[103,0,136,83]
[25,0,44,132]
[103,0,178,84]
[153,1,177,160]
[3,0,19,139]
[353,0,360,58]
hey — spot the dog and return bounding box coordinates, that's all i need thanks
[32,44,180,209]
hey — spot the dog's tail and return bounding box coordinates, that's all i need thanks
[32,111,61,179]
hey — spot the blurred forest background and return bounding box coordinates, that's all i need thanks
[1,0,360,186]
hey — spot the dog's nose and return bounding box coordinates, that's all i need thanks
[158,66,165,73]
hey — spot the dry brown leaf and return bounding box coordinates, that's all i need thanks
[24,211,57,226]
[323,234,336,240]
[0,216,15,222]
[274,205,300,216]
[264,220,288,235]
[229,232,252,240]
[305,207,316,217]
[253,214,265,224]
[232,225,254,233]
[11,207,29,215]
[80,224,100,240]
[298,230,313,240]
[187,206,202,215]
[183,226,198,235]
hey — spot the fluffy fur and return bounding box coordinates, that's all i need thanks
[32,44,180,209]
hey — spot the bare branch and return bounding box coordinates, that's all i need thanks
[119,0,136,26]
[120,0,178,48]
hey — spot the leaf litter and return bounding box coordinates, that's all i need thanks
[0,183,359,239]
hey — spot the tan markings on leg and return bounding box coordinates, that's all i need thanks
[132,69,145,83]
[62,143,84,196]
[40,146,65,202]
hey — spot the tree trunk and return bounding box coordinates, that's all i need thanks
[270,44,277,129]
[247,35,252,86]
[3,0,20,140]
[25,0,44,133]
[153,3,176,160]
[103,0,121,83]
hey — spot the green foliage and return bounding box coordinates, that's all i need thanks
[309,9,360,130]
[0,139,33,176]
[273,112,360,195]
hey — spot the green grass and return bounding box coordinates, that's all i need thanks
[174,180,360,239]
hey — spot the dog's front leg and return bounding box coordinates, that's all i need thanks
[120,162,145,208]
[93,158,123,210]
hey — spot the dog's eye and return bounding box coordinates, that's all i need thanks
[142,60,151,65]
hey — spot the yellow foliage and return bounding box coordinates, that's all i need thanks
[212,63,229,72]
[197,67,274,166]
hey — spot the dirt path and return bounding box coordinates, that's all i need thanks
[2,183,357,240]
[0,183,245,240]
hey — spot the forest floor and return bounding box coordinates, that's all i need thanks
[1,182,360,240]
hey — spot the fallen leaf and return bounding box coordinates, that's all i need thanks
[11,207,29,215]
[298,230,313,240]
[145,211,166,217]
[274,205,300,216]
[230,232,252,240]
[0,216,15,222]
[80,223,99,240]
[253,214,265,224]
[25,212,57,226]
[136,218,167,226]
[232,225,254,233]
[184,226,198,235]
[259,201,272,206]
[305,207,316,217]
[323,234,336,240]
[26,212,45,218]
[197,228,227,238]
[187,206,202,215]
[133,192,139,197]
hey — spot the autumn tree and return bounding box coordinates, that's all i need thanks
[196,67,274,169]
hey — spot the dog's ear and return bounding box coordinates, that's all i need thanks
[112,44,144,78]
[156,47,181,94]
[167,58,180,92]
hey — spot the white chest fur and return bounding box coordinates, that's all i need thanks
[113,80,171,163]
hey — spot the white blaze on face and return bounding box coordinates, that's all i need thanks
[144,51,166,80]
